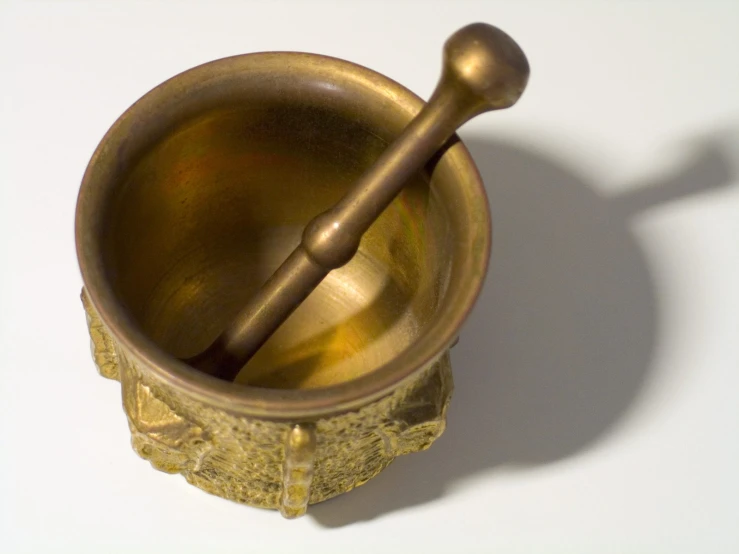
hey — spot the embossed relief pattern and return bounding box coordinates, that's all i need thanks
[311,354,452,503]
[82,288,453,510]
[81,290,119,380]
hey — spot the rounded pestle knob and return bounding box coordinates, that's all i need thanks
[440,23,529,114]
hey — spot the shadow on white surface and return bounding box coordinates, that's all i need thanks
[309,133,735,527]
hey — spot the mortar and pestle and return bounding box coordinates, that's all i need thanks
[76,23,529,517]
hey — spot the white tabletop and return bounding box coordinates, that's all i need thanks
[1,1,738,552]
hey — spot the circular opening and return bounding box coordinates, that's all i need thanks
[77,53,490,417]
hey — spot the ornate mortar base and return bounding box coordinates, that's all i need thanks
[82,289,453,518]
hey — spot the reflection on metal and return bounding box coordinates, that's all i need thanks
[76,23,528,516]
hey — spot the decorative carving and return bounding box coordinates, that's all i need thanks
[81,290,119,380]
[281,424,317,518]
[82,288,453,513]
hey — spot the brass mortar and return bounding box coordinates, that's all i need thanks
[76,52,491,517]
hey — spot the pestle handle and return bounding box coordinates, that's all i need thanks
[186,23,530,381]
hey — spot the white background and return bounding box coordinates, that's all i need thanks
[1,1,738,552]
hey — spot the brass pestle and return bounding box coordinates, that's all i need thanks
[185,23,530,382]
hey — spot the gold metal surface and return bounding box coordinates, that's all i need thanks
[281,424,317,518]
[76,23,527,516]
[83,290,453,513]
[188,23,529,382]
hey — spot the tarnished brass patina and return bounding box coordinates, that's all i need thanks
[76,23,528,517]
